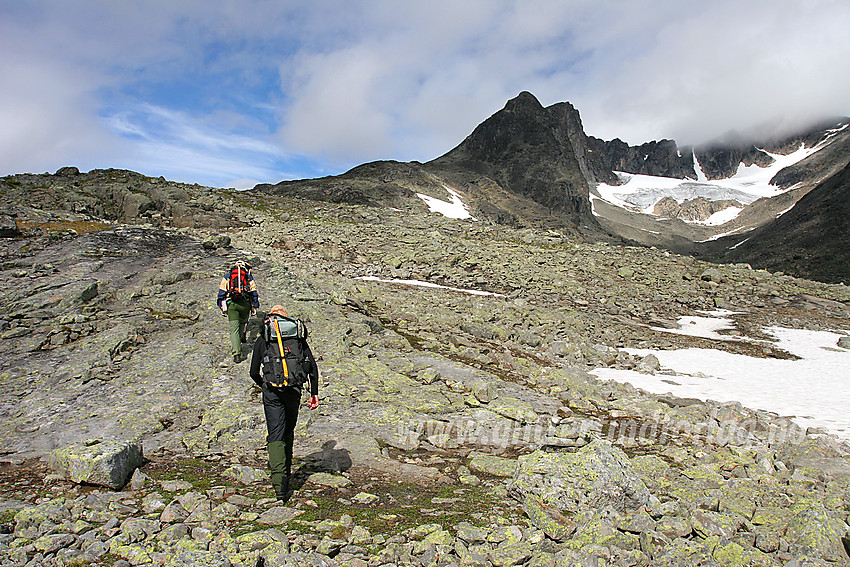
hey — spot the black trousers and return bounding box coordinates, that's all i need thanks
[262,385,301,486]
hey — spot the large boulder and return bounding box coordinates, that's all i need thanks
[0,213,20,237]
[509,439,654,519]
[48,440,145,490]
[783,501,849,563]
[202,234,231,250]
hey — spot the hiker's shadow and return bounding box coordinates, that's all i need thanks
[292,440,352,491]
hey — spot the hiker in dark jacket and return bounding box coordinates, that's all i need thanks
[249,305,319,502]
[217,260,259,363]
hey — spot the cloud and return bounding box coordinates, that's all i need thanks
[1,0,849,185]
[102,103,309,187]
[566,0,850,144]
[276,0,850,161]
[0,55,120,175]
[274,1,591,166]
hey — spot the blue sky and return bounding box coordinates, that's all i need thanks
[1,1,849,189]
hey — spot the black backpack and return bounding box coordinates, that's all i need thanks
[261,315,310,388]
[227,264,251,301]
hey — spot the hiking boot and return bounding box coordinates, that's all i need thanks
[233,354,242,363]
[275,476,290,502]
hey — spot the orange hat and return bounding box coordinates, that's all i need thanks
[268,305,289,317]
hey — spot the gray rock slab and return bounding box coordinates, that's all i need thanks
[307,472,352,488]
[257,506,303,525]
[48,440,144,490]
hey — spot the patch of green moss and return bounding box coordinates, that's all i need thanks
[285,480,514,537]
[229,520,267,538]
[15,219,112,235]
[142,457,256,495]
[64,552,122,566]
[145,310,196,321]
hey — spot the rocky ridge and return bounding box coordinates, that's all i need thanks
[1,169,850,566]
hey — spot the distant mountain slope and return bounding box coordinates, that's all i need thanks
[704,161,850,284]
[590,123,850,266]
[588,117,850,182]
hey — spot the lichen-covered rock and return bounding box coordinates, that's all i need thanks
[48,440,144,490]
[783,502,848,562]
[510,440,654,517]
[472,380,498,403]
[701,268,724,283]
[257,506,302,525]
[520,495,576,542]
[455,521,488,543]
[162,548,234,566]
[120,517,162,543]
[488,397,538,424]
[651,536,718,566]
[223,464,268,485]
[489,541,534,566]
[468,452,518,478]
[307,471,353,488]
[711,539,774,567]
[690,509,743,539]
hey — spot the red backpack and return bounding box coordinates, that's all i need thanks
[227,264,251,300]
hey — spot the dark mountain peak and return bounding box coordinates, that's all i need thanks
[587,136,697,180]
[429,92,615,225]
[503,91,545,113]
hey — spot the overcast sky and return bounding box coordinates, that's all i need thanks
[2,1,849,188]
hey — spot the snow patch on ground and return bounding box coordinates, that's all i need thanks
[592,311,850,439]
[695,206,743,226]
[650,309,742,341]
[417,186,475,220]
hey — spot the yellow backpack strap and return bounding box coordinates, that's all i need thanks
[273,318,289,385]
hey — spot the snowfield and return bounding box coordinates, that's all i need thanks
[592,311,850,441]
[592,143,826,225]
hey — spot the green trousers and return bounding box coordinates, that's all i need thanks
[263,385,301,494]
[226,298,252,356]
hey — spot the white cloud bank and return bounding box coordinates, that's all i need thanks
[1,1,849,185]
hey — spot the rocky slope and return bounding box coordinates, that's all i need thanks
[1,169,850,566]
[704,160,850,284]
